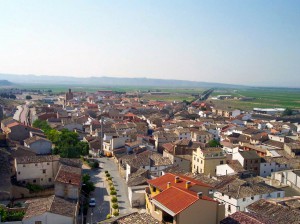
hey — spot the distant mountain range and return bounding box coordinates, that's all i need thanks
[0,79,14,86]
[0,73,245,88]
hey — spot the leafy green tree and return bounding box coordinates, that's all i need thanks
[33,120,89,158]
[208,139,221,147]
[82,173,91,183]
[32,119,52,133]
[25,95,32,100]
[0,208,25,222]
[76,141,89,156]
[82,174,95,195]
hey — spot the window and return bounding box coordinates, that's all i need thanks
[220,161,224,165]
[228,205,231,212]
[48,178,52,182]
[229,196,231,199]
[42,169,46,174]
[277,193,281,197]
[153,187,157,192]
[35,222,42,224]
[23,164,26,167]
[18,172,20,175]
[35,164,38,166]
[222,193,224,196]
[271,169,274,172]
[264,164,266,166]
[33,179,36,183]
[243,198,246,201]
[251,196,254,200]
[47,163,50,165]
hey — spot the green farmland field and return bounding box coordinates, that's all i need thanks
[211,88,300,111]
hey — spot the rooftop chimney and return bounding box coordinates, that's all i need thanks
[186,181,191,189]
[197,192,203,199]
[167,182,171,189]
[175,176,180,183]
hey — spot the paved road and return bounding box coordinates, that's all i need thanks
[85,158,137,223]
[84,165,109,224]
[20,105,29,125]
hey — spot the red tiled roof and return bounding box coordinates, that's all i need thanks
[152,186,198,215]
[7,122,21,128]
[147,173,212,191]
[55,165,81,186]
[162,143,175,153]
[124,113,135,117]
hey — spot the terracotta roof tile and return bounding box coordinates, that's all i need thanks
[55,165,81,186]
[147,173,212,191]
[24,195,77,219]
[152,186,198,215]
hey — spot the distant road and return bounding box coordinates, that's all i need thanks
[20,105,29,125]
[193,88,215,103]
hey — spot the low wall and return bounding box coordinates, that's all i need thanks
[12,185,54,199]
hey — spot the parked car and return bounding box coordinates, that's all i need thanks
[89,198,96,207]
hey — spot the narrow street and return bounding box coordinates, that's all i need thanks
[85,157,138,223]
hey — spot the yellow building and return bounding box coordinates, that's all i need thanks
[192,147,226,175]
[145,173,225,224]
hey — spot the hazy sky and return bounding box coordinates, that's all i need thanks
[0,0,299,87]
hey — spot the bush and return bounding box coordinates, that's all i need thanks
[112,203,118,209]
[111,197,118,203]
[108,177,112,181]
[26,183,43,193]
[110,190,117,195]
[92,161,99,169]
[0,208,25,222]
[105,171,108,174]
[110,186,115,191]
[106,214,111,219]
[106,173,110,177]
[113,211,119,216]
[108,182,113,186]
